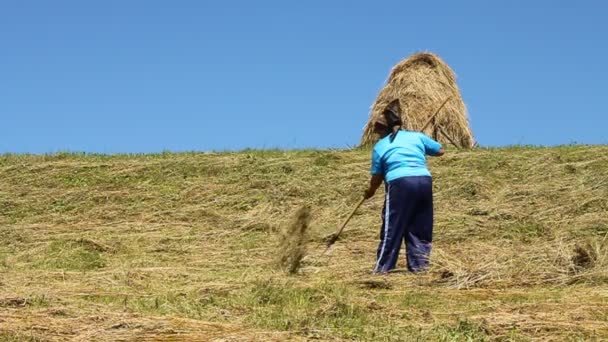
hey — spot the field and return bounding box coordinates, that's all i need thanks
[1,146,607,341]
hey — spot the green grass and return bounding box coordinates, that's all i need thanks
[1,146,607,340]
[31,240,106,271]
[0,332,43,342]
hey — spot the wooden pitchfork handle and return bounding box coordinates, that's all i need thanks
[324,197,366,253]
[419,96,452,133]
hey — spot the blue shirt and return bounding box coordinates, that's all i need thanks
[371,131,442,181]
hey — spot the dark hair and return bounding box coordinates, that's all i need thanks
[383,100,403,143]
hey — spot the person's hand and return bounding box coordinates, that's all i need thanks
[364,188,375,199]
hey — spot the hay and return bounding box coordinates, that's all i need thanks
[362,52,475,147]
[277,206,311,274]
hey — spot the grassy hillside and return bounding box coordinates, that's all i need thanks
[1,146,607,341]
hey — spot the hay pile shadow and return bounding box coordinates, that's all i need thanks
[276,206,311,274]
[361,52,474,148]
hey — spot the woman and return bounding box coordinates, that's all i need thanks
[364,103,445,274]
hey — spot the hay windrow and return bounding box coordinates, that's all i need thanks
[362,52,474,147]
[277,206,311,274]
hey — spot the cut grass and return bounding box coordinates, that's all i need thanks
[24,239,107,271]
[1,146,607,340]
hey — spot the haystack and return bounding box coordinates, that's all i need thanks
[361,52,474,147]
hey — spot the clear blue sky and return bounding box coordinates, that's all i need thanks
[1,1,607,153]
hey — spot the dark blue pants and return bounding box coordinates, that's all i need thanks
[375,176,433,273]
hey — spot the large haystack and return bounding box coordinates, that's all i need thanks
[361,52,474,147]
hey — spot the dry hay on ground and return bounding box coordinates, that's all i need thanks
[0,308,294,341]
[431,235,608,289]
[362,52,474,148]
[2,147,608,341]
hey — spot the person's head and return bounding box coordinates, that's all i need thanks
[373,115,390,137]
[374,100,403,141]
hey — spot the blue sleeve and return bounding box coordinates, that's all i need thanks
[370,149,384,175]
[420,133,442,155]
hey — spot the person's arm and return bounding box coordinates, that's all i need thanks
[364,174,383,199]
[421,134,445,157]
[365,149,384,199]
